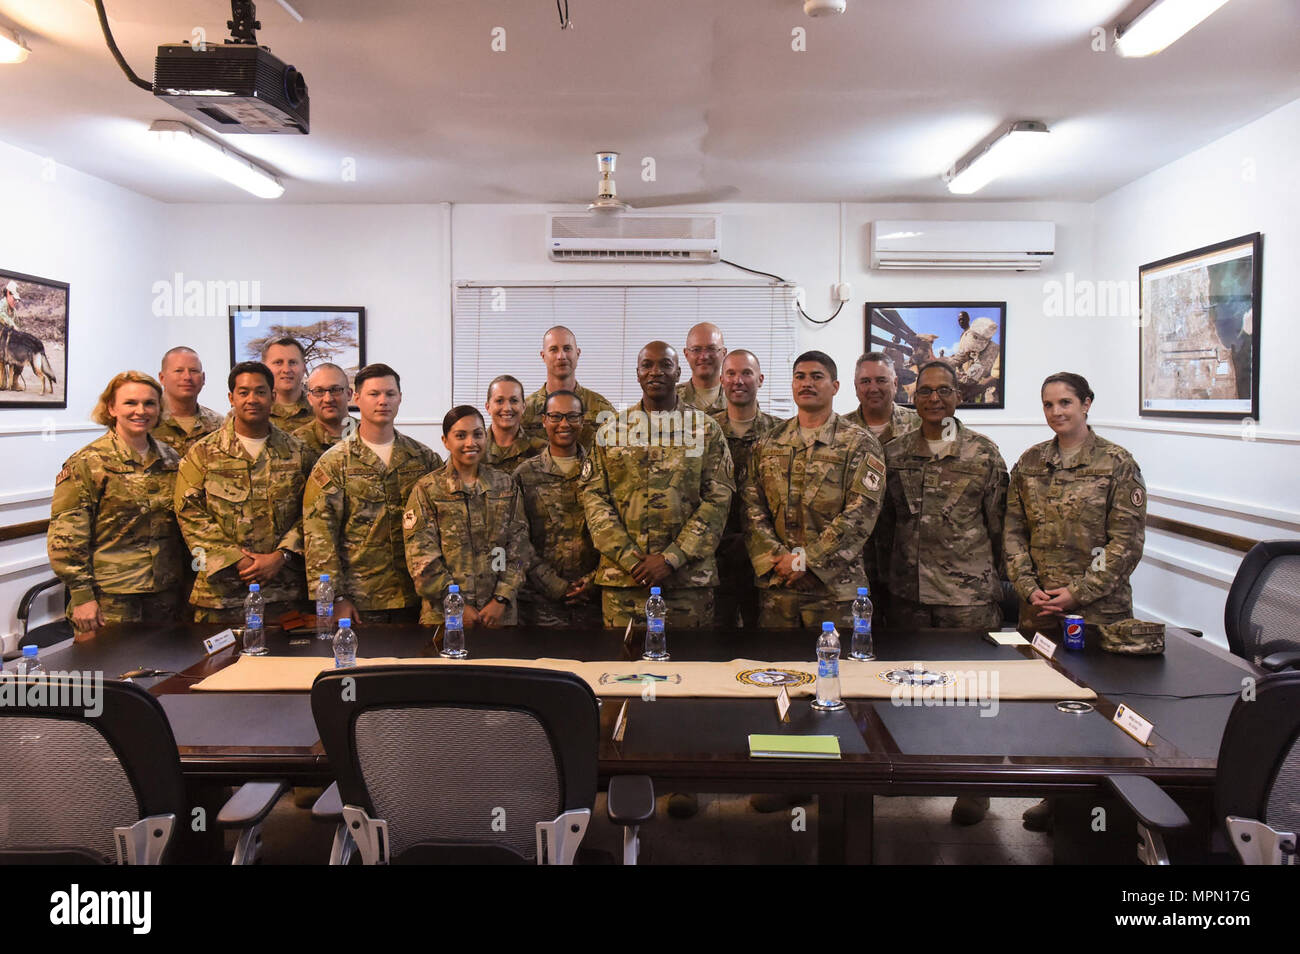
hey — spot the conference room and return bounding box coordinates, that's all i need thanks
[0,0,1297,892]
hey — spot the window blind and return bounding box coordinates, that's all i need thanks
[452,282,798,417]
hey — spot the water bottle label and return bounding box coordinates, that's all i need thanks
[646,618,664,634]
[318,603,333,617]
[818,659,839,678]
[854,618,871,634]
[446,615,462,629]
[246,614,262,629]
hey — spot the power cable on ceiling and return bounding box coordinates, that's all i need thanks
[94,0,152,92]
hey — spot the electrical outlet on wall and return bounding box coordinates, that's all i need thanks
[833,282,852,302]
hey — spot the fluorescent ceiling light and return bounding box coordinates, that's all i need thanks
[148,120,284,199]
[1115,0,1232,57]
[0,27,30,64]
[944,121,1049,196]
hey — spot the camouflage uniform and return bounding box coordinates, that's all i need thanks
[174,419,312,616]
[709,407,781,628]
[271,394,315,431]
[293,417,358,467]
[520,383,615,451]
[152,404,224,458]
[743,414,886,629]
[675,379,727,415]
[1004,428,1146,633]
[580,401,734,628]
[403,464,530,625]
[877,421,1007,631]
[48,432,185,623]
[514,447,602,628]
[303,430,442,615]
[484,430,548,475]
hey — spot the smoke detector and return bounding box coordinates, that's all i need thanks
[804,0,846,16]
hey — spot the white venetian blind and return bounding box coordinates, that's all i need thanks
[452,282,798,417]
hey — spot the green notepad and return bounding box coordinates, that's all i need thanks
[748,734,842,760]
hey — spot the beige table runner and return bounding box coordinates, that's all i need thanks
[191,655,1093,701]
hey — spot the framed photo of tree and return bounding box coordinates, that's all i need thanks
[228,306,366,379]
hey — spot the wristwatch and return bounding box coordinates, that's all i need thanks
[492,595,508,605]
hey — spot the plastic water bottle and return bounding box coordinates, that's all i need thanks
[441,584,467,658]
[812,622,845,711]
[242,583,267,656]
[316,574,335,641]
[850,586,875,660]
[643,587,669,661]
[332,618,357,669]
[16,645,45,676]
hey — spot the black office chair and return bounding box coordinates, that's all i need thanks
[1223,540,1300,671]
[6,578,73,661]
[310,665,654,865]
[0,676,286,865]
[1106,669,1300,865]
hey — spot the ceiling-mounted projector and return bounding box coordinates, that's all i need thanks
[154,42,309,134]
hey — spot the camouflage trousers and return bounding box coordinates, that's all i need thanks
[889,596,1002,631]
[519,595,603,629]
[76,589,184,626]
[715,543,760,629]
[1017,598,1131,639]
[757,589,855,630]
[193,601,307,625]
[600,586,715,629]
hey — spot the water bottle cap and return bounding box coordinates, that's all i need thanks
[650,586,661,595]
[339,619,351,627]
[249,583,260,592]
[822,621,835,631]
[320,574,330,582]
[857,587,868,596]
[22,645,37,656]
[449,584,460,593]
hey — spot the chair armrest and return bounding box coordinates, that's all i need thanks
[607,775,655,826]
[311,781,344,822]
[1181,628,1203,638]
[18,578,65,625]
[217,781,287,828]
[1105,775,1189,832]
[1261,650,1300,672]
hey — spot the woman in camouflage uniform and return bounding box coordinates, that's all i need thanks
[482,375,546,474]
[47,371,186,637]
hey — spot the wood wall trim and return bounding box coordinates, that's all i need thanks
[1148,515,1257,554]
[0,519,49,543]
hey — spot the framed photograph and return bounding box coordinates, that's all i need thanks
[1139,233,1261,421]
[865,302,1006,409]
[0,269,69,409]
[228,306,366,379]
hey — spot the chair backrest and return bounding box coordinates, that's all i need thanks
[0,677,188,864]
[1216,670,1300,841]
[1224,540,1300,664]
[311,665,599,863]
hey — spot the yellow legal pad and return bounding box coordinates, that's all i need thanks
[748,735,842,760]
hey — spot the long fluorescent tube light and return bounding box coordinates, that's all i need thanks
[148,120,284,199]
[0,27,30,63]
[1115,0,1232,57]
[944,121,1049,196]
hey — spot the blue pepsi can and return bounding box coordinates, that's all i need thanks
[1063,615,1086,651]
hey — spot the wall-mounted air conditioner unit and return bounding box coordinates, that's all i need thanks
[871,220,1055,271]
[548,212,721,263]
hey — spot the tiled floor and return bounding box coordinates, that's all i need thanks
[253,791,1052,864]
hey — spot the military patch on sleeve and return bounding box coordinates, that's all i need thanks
[1131,488,1144,507]
[311,468,334,490]
[580,458,593,482]
[864,471,882,492]
[403,509,418,531]
[865,453,886,476]
[54,465,72,486]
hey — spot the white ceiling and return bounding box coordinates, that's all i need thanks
[2,0,1298,205]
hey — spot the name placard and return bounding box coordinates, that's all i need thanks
[1031,633,1057,659]
[612,700,629,743]
[1112,703,1155,746]
[775,685,791,723]
[203,629,237,656]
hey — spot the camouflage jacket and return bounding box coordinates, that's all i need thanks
[581,401,734,589]
[293,417,358,468]
[676,379,727,414]
[1004,429,1146,619]
[403,464,530,623]
[174,420,312,608]
[743,413,886,601]
[520,382,615,451]
[484,429,547,475]
[709,408,782,554]
[877,421,1008,606]
[303,430,442,611]
[844,403,921,446]
[48,432,185,607]
[151,404,224,458]
[514,447,600,600]
[271,394,315,431]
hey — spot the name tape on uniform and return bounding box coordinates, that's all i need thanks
[1031,633,1058,659]
[1112,703,1155,746]
[203,629,237,655]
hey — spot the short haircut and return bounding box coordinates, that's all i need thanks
[486,374,525,403]
[793,350,837,381]
[307,362,348,384]
[542,325,576,347]
[92,371,162,427]
[354,363,401,393]
[726,348,761,371]
[855,351,895,373]
[228,361,274,393]
[543,388,585,414]
[916,359,959,387]
[261,336,305,360]
[160,346,200,370]
[442,404,485,437]
[1042,371,1094,405]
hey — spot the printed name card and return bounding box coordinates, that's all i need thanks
[775,685,791,723]
[1112,703,1155,746]
[203,629,237,656]
[612,700,629,743]
[1031,633,1057,659]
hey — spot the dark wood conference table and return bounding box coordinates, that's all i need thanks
[40,621,1255,864]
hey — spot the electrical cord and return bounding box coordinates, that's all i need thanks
[556,0,572,29]
[94,0,153,92]
[720,258,845,325]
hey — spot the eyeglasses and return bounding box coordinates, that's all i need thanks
[307,386,349,398]
[915,386,956,399]
[542,412,585,424]
[684,346,725,356]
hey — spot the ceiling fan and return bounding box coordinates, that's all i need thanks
[581,151,737,211]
